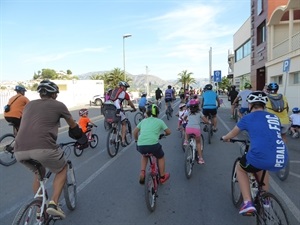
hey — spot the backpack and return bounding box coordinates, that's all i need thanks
[267,94,286,112]
[109,87,123,101]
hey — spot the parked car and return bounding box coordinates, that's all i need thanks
[90,94,105,106]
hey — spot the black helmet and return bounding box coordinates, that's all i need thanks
[267,82,279,93]
[37,80,59,94]
[204,84,213,90]
[15,85,27,92]
[168,85,171,89]
[146,104,159,117]
[119,81,130,88]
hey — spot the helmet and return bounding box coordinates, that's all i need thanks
[204,84,213,90]
[244,83,252,89]
[231,85,236,90]
[37,80,59,93]
[267,82,279,93]
[193,94,198,99]
[15,85,27,92]
[189,99,199,107]
[79,108,88,116]
[141,92,147,97]
[168,85,171,89]
[179,103,186,109]
[107,88,113,92]
[146,104,159,117]
[246,91,268,105]
[292,107,300,113]
[119,81,130,88]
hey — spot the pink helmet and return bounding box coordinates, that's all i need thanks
[189,99,199,106]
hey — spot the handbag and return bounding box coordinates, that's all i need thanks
[4,95,21,113]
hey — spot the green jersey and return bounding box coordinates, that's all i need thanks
[137,116,168,146]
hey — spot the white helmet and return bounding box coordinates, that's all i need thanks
[247,91,268,105]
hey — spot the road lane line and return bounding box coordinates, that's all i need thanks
[218,114,300,223]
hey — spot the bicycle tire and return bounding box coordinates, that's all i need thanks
[275,158,290,181]
[106,128,119,157]
[134,112,144,126]
[144,172,157,212]
[181,130,186,152]
[12,199,48,225]
[255,192,290,225]
[125,120,132,145]
[166,110,170,120]
[207,125,212,144]
[64,160,77,211]
[0,133,17,166]
[200,134,204,152]
[89,134,99,148]
[231,158,243,208]
[73,144,83,157]
[234,108,239,123]
[184,144,194,179]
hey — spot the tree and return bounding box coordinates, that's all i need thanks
[67,70,72,75]
[218,77,231,91]
[177,70,196,91]
[90,74,102,80]
[99,68,133,90]
[33,68,58,80]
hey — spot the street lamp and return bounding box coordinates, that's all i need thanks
[123,34,132,81]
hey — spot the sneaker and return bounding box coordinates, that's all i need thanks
[263,198,270,208]
[46,201,66,219]
[121,141,127,147]
[139,170,145,185]
[292,132,299,138]
[213,127,218,132]
[239,201,256,215]
[198,158,205,164]
[203,125,208,132]
[183,140,188,146]
[160,173,170,184]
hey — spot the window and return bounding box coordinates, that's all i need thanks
[235,39,251,62]
[292,71,300,84]
[257,21,266,45]
[272,75,283,85]
[257,0,263,15]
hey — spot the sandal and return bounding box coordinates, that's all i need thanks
[121,142,127,147]
[198,158,205,164]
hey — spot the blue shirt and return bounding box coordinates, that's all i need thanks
[139,97,147,107]
[165,89,173,99]
[237,111,288,171]
[202,90,217,109]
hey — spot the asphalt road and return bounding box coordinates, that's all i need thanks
[0,97,299,225]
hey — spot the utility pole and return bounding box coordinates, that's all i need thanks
[209,47,212,84]
[146,66,149,95]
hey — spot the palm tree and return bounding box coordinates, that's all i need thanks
[90,74,102,80]
[177,70,196,91]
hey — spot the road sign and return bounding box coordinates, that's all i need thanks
[283,59,290,72]
[213,70,222,82]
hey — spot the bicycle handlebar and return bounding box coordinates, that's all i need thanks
[220,138,249,145]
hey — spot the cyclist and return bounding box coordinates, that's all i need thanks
[112,81,136,147]
[289,107,300,138]
[4,85,30,134]
[14,80,87,219]
[232,83,252,119]
[177,103,187,130]
[227,85,239,119]
[138,92,148,114]
[133,104,171,185]
[78,108,97,133]
[155,87,163,105]
[179,87,185,102]
[201,84,220,132]
[221,91,288,215]
[265,82,289,143]
[104,88,113,101]
[165,85,174,113]
[183,99,209,164]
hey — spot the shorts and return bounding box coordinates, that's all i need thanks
[239,107,249,115]
[165,98,172,103]
[185,127,201,137]
[239,154,261,173]
[137,143,164,159]
[291,124,300,128]
[15,148,66,174]
[139,106,146,113]
[4,117,21,130]
[180,94,185,99]
[120,111,127,122]
[156,96,162,101]
[202,108,217,117]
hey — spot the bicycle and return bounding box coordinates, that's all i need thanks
[144,134,166,212]
[106,109,133,158]
[73,123,99,157]
[165,101,173,120]
[12,141,77,225]
[0,123,17,166]
[184,133,204,179]
[233,103,240,123]
[203,114,213,144]
[134,101,153,126]
[227,139,290,225]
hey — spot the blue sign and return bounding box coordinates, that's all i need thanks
[213,70,222,82]
[283,59,290,72]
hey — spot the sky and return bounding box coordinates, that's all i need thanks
[0,0,250,82]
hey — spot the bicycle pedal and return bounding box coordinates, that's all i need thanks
[242,212,255,217]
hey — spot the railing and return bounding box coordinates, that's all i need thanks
[272,31,300,59]
[292,31,300,51]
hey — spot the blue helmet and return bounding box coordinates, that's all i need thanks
[267,82,279,93]
[15,85,27,92]
[292,107,300,113]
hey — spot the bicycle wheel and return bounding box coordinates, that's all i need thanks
[234,108,239,123]
[12,199,48,225]
[0,133,17,166]
[181,130,186,152]
[275,159,290,181]
[200,134,204,152]
[184,145,194,179]
[106,128,119,157]
[134,112,144,125]
[255,192,290,225]
[64,160,77,211]
[166,109,170,120]
[89,134,99,148]
[207,125,212,144]
[144,172,157,212]
[73,144,83,157]
[125,120,132,145]
[231,158,243,208]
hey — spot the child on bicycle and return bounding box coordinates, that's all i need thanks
[221,91,288,215]
[78,108,97,133]
[289,107,300,138]
[176,103,187,130]
[183,99,209,164]
[138,92,148,115]
[133,104,171,185]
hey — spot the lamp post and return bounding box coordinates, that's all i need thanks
[123,34,132,81]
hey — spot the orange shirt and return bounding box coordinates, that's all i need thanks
[78,116,91,133]
[4,94,30,119]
